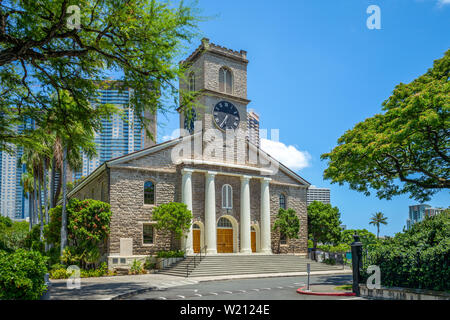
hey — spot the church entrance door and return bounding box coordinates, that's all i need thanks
[193,224,201,253]
[217,217,233,253]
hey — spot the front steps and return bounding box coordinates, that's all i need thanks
[157,255,345,277]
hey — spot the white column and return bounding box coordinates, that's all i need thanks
[260,178,272,254]
[205,171,217,254]
[181,168,194,255]
[240,175,252,254]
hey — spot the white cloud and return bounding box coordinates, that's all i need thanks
[260,138,311,171]
[438,0,450,5]
[160,129,181,142]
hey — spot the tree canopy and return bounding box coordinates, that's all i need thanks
[152,202,192,249]
[321,50,449,202]
[0,0,201,150]
[307,201,342,249]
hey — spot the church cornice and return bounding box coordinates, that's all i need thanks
[177,89,250,112]
[180,38,248,66]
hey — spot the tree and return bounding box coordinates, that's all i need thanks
[307,201,342,258]
[272,208,300,254]
[341,229,377,247]
[152,202,192,251]
[369,212,388,239]
[321,50,449,202]
[0,0,201,151]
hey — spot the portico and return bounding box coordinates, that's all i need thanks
[181,168,272,255]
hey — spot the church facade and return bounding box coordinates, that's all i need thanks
[67,39,311,269]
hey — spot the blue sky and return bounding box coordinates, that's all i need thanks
[157,0,450,236]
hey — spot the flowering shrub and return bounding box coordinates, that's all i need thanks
[45,198,112,269]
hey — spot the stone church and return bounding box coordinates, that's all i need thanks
[67,39,311,269]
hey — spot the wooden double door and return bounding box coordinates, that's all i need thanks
[217,229,233,253]
[193,228,257,253]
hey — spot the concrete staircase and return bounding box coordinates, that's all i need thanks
[157,255,345,277]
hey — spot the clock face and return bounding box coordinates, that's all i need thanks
[183,108,197,134]
[213,101,240,131]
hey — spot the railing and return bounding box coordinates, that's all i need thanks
[156,255,185,270]
[310,250,349,269]
[186,246,207,278]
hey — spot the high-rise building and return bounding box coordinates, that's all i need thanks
[0,119,33,220]
[407,204,445,230]
[307,186,331,205]
[74,83,157,180]
[247,109,260,147]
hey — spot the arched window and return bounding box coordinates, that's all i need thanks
[222,184,233,209]
[217,217,233,228]
[219,67,232,94]
[279,194,286,210]
[144,181,155,205]
[193,223,200,229]
[188,72,195,91]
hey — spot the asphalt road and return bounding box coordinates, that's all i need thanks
[129,274,365,300]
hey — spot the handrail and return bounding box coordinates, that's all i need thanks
[186,245,207,277]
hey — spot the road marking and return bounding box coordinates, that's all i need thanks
[341,297,365,300]
[262,288,271,290]
[176,295,185,299]
[224,291,233,294]
[294,282,304,285]
[209,292,218,295]
[251,289,260,292]
[158,297,167,300]
[277,286,284,289]
[238,290,247,293]
[194,294,202,297]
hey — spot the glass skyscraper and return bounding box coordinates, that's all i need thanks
[75,85,156,180]
[0,119,33,220]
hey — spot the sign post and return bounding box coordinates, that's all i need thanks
[306,263,311,291]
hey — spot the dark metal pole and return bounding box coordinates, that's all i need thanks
[351,233,363,296]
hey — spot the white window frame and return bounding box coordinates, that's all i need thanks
[222,184,233,209]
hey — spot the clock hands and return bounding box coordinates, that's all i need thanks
[220,115,229,128]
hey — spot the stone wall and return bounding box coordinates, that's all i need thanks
[108,167,180,256]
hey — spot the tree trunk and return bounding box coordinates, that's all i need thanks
[313,240,318,261]
[60,147,68,256]
[44,161,48,222]
[377,225,379,239]
[33,178,38,226]
[50,157,56,209]
[28,192,33,231]
[39,172,44,240]
[44,161,49,251]
[278,232,281,254]
[54,166,62,208]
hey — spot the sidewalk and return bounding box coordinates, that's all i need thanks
[49,269,352,300]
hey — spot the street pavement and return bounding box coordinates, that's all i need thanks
[50,269,352,300]
[127,274,366,300]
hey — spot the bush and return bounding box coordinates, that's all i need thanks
[361,210,450,291]
[144,259,156,270]
[0,218,30,252]
[45,198,112,269]
[49,262,113,279]
[129,260,145,275]
[156,250,185,258]
[0,249,48,300]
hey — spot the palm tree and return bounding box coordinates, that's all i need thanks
[369,212,388,239]
[21,171,35,231]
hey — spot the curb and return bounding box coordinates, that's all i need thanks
[296,286,356,296]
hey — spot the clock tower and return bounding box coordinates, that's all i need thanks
[179,39,251,162]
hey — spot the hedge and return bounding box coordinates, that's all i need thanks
[0,249,48,300]
[362,210,449,291]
